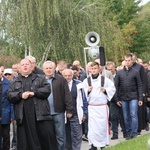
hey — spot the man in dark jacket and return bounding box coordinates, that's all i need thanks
[43,60,73,150]
[115,54,143,140]
[7,58,57,150]
[131,54,147,133]
[106,61,126,140]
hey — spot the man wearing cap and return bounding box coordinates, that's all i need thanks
[4,68,14,81]
[0,69,14,150]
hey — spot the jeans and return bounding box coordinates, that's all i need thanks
[52,113,65,150]
[121,99,138,136]
[66,115,82,150]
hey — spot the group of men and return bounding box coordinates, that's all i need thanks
[0,53,150,150]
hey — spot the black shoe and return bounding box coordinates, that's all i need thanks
[125,135,132,140]
[132,134,137,139]
[146,123,149,131]
[82,135,88,141]
[123,132,127,138]
[12,146,17,150]
[89,145,97,150]
[111,135,118,140]
[137,131,141,135]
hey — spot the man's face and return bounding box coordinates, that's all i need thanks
[107,65,116,74]
[12,64,19,73]
[73,70,79,78]
[4,73,13,80]
[91,65,100,75]
[62,69,73,83]
[43,63,56,78]
[19,59,32,76]
[143,63,148,69]
[0,66,5,76]
[125,57,132,68]
[57,64,67,74]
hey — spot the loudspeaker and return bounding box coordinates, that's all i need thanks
[85,32,100,47]
[88,46,99,59]
[99,46,106,66]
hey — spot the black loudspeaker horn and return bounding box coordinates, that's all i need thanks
[99,46,106,66]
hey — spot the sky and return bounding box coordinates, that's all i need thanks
[140,0,150,5]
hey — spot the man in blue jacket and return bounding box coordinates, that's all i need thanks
[0,69,14,150]
[62,68,88,150]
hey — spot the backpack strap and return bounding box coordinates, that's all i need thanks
[87,76,91,86]
[101,75,105,87]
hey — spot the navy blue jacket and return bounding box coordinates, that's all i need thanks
[71,79,88,116]
[1,77,14,124]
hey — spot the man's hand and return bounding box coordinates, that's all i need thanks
[101,87,106,93]
[11,118,14,122]
[138,100,143,106]
[22,91,34,99]
[116,101,122,107]
[82,115,86,122]
[22,91,30,99]
[147,98,150,101]
[88,86,93,93]
[28,92,34,97]
[66,113,72,118]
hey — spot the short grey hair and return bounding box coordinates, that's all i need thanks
[43,61,56,68]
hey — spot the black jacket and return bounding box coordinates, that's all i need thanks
[132,62,146,93]
[115,66,143,101]
[7,73,51,125]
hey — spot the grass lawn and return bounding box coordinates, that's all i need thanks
[106,133,150,150]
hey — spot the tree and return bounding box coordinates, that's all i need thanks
[0,0,138,66]
[130,2,150,60]
[103,0,142,26]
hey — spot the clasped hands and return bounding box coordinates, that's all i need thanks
[22,91,34,100]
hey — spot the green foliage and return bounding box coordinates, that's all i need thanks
[103,0,142,26]
[0,0,149,66]
[130,2,150,60]
[106,133,150,150]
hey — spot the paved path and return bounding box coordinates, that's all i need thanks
[81,129,150,150]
